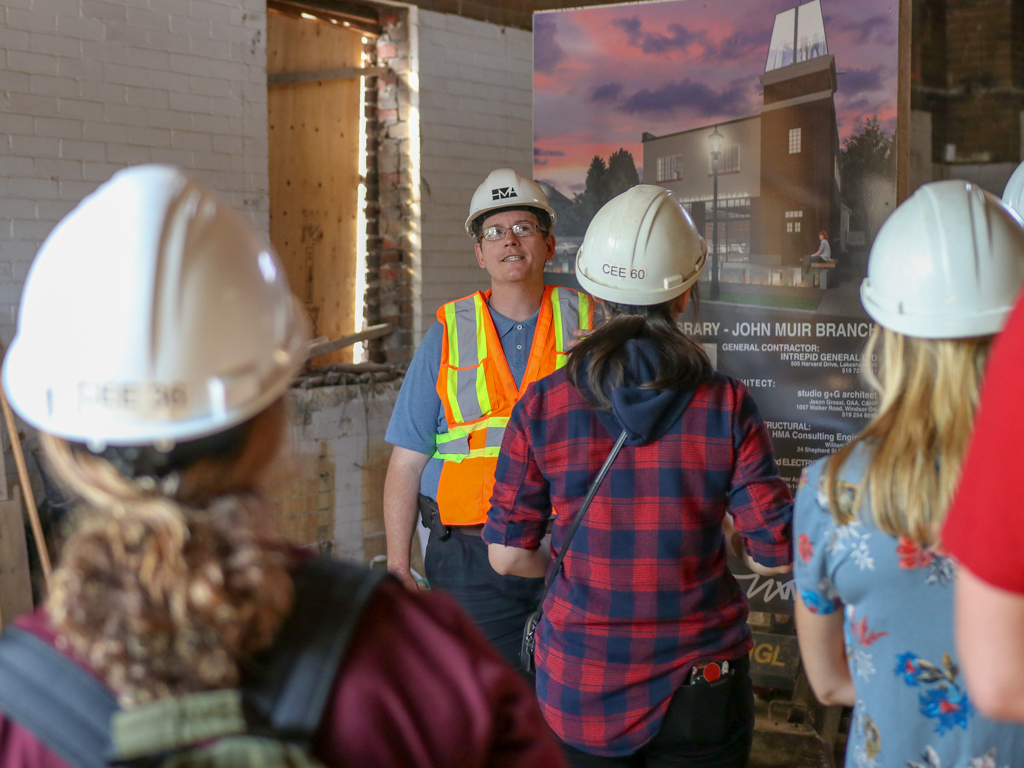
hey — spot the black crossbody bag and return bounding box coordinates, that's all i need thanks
[521,429,628,673]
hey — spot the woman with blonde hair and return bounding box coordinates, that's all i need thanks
[0,165,565,768]
[793,181,1024,768]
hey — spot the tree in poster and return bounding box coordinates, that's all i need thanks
[559,149,640,236]
[841,116,897,239]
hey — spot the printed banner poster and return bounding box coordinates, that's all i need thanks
[535,0,897,490]
[536,0,898,615]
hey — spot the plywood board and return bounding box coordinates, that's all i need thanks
[268,10,364,365]
[0,485,33,628]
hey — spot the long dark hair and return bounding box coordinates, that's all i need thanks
[566,290,712,410]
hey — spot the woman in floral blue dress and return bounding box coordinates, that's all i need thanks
[793,181,1024,768]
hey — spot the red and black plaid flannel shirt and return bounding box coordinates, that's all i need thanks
[483,370,792,756]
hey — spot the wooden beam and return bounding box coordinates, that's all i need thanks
[315,362,400,373]
[0,420,8,503]
[0,390,50,592]
[268,66,388,86]
[0,485,33,629]
[307,323,392,360]
[896,0,912,205]
[268,0,380,36]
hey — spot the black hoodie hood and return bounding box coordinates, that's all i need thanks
[579,337,697,446]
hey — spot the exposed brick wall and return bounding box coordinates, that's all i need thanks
[270,382,400,561]
[0,0,269,349]
[366,6,420,363]
[417,9,532,338]
[912,0,1024,166]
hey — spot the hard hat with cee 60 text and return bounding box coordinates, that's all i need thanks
[465,168,557,236]
[575,185,707,306]
[2,164,310,447]
[861,179,1024,339]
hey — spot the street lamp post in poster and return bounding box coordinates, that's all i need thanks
[535,0,898,494]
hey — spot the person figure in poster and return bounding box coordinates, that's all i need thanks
[485,186,793,767]
[793,181,1024,768]
[802,230,832,275]
[813,230,831,261]
[941,162,1024,724]
[382,168,593,671]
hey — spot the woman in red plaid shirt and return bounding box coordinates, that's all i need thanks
[484,186,793,767]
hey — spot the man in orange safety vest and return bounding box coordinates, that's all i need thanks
[383,168,592,670]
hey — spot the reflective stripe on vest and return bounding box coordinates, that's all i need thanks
[433,417,509,463]
[550,287,590,368]
[443,294,491,424]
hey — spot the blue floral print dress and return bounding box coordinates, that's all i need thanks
[794,445,1024,768]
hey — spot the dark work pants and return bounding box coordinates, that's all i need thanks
[559,658,754,768]
[424,528,545,672]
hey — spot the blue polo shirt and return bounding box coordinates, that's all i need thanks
[385,303,538,499]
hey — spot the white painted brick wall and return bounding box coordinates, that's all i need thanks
[288,383,400,562]
[0,0,268,348]
[417,10,533,339]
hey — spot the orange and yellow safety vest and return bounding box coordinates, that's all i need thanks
[433,285,592,526]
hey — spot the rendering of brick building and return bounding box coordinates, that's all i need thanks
[642,0,841,271]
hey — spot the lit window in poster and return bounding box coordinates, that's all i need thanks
[535,0,898,495]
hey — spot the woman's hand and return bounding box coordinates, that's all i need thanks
[724,513,792,576]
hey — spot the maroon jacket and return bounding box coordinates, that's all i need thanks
[0,581,566,768]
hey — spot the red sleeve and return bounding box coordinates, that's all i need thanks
[943,295,1024,592]
[314,580,566,768]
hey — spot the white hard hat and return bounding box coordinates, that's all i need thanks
[3,165,309,446]
[464,168,557,236]
[861,180,1024,339]
[575,185,707,306]
[1003,160,1024,218]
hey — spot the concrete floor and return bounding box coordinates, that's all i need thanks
[750,718,840,768]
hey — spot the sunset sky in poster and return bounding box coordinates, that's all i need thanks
[534,0,899,197]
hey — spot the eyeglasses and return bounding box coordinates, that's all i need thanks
[480,222,541,241]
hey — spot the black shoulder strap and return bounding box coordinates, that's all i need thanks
[242,558,391,742]
[0,627,117,768]
[535,429,627,610]
[0,559,390,767]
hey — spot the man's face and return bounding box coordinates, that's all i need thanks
[474,209,555,286]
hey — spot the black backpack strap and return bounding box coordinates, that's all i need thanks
[243,558,392,742]
[0,559,390,766]
[0,627,117,768]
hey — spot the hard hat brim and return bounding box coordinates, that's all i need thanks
[860,278,1013,339]
[463,202,558,236]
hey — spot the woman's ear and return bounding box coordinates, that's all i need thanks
[670,289,691,320]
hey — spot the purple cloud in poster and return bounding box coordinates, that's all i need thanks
[534,0,899,199]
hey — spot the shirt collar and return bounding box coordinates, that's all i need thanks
[487,304,539,338]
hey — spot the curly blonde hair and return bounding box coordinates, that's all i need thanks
[42,399,294,707]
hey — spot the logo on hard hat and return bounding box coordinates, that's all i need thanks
[491,186,517,201]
